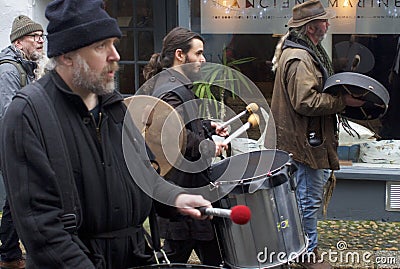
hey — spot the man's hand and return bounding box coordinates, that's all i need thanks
[174,194,212,220]
[211,121,229,137]
[343,94,366,107]
[214,141,228,156]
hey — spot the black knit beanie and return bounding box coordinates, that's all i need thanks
[10,15,43,43]
[45,0,122,58]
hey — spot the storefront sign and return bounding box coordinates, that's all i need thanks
[201,0,400,34]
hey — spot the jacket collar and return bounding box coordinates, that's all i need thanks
[50,70,124,113]
[163,67,193,89]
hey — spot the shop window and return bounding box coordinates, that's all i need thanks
[190,0,400,166]
[104,0,157,94]
[332,34,399,140]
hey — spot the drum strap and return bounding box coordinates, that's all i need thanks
[152,68,202,135]
[168,85,202,135]
[147,205,162,251]
[15,82,81,232]
[145,205,171,264]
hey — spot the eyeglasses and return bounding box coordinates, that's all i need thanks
[25,34,46,42]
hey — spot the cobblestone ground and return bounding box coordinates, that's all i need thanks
[13,217,400,268]
[188,220,400,268]
[316,220,400,269]
[317,220,399,252]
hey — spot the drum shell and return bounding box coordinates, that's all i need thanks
[210,150,307,268]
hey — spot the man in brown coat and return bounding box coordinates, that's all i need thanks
[270,0,364,268]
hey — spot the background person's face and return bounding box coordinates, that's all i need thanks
[18,31,45,61]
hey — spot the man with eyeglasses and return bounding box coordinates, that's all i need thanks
[0,15,45,269]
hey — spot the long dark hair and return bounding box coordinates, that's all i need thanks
[143,27,204,81]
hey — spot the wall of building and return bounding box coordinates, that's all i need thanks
[0,0,50,50]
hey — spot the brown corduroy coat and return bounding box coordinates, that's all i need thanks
[270,47,346,170]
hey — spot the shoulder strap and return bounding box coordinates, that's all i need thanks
[170,86,193,103]
[15,83,81,232]
[0,59,27,87]
[154,85,201,134]
[168,87,202,134]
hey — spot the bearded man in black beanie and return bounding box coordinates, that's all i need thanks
[0,0,214,268]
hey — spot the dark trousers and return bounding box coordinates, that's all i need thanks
[0,198,22,261]
[162,237,222,266]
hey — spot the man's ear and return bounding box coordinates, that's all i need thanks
[306,23,316,34]
[59,53,74,66]
[175,49,185,63]
[14,39,24,50]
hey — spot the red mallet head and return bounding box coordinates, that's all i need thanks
[230,205,251,225]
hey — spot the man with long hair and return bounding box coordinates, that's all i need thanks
[143,27,227,266]
[270,1,364,268]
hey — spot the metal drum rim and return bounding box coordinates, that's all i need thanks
[211,149,291,186]
[323,71,389,102]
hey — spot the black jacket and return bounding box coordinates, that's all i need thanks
[152,69,215,241]
[1,71,180,268]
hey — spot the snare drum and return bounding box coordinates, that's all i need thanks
[209,150,308,269]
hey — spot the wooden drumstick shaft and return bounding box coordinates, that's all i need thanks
[218,103,259,130]
[223,114,259,144]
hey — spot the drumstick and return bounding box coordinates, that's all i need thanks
[199,205,251,225]
[223,114,260,145]
[217,103,259,131]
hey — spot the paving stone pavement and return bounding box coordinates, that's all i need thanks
[12,217,400,268]
[315,219,400,269]
[188,219,400,269]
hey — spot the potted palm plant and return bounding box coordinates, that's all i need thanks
[193,48,256,118]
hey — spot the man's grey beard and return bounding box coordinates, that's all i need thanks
[30,50,44,62]
[34,55,49,80]
[72,55,117,96]
[319,33,327,42]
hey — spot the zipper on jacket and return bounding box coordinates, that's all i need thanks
[90,111,102,143]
